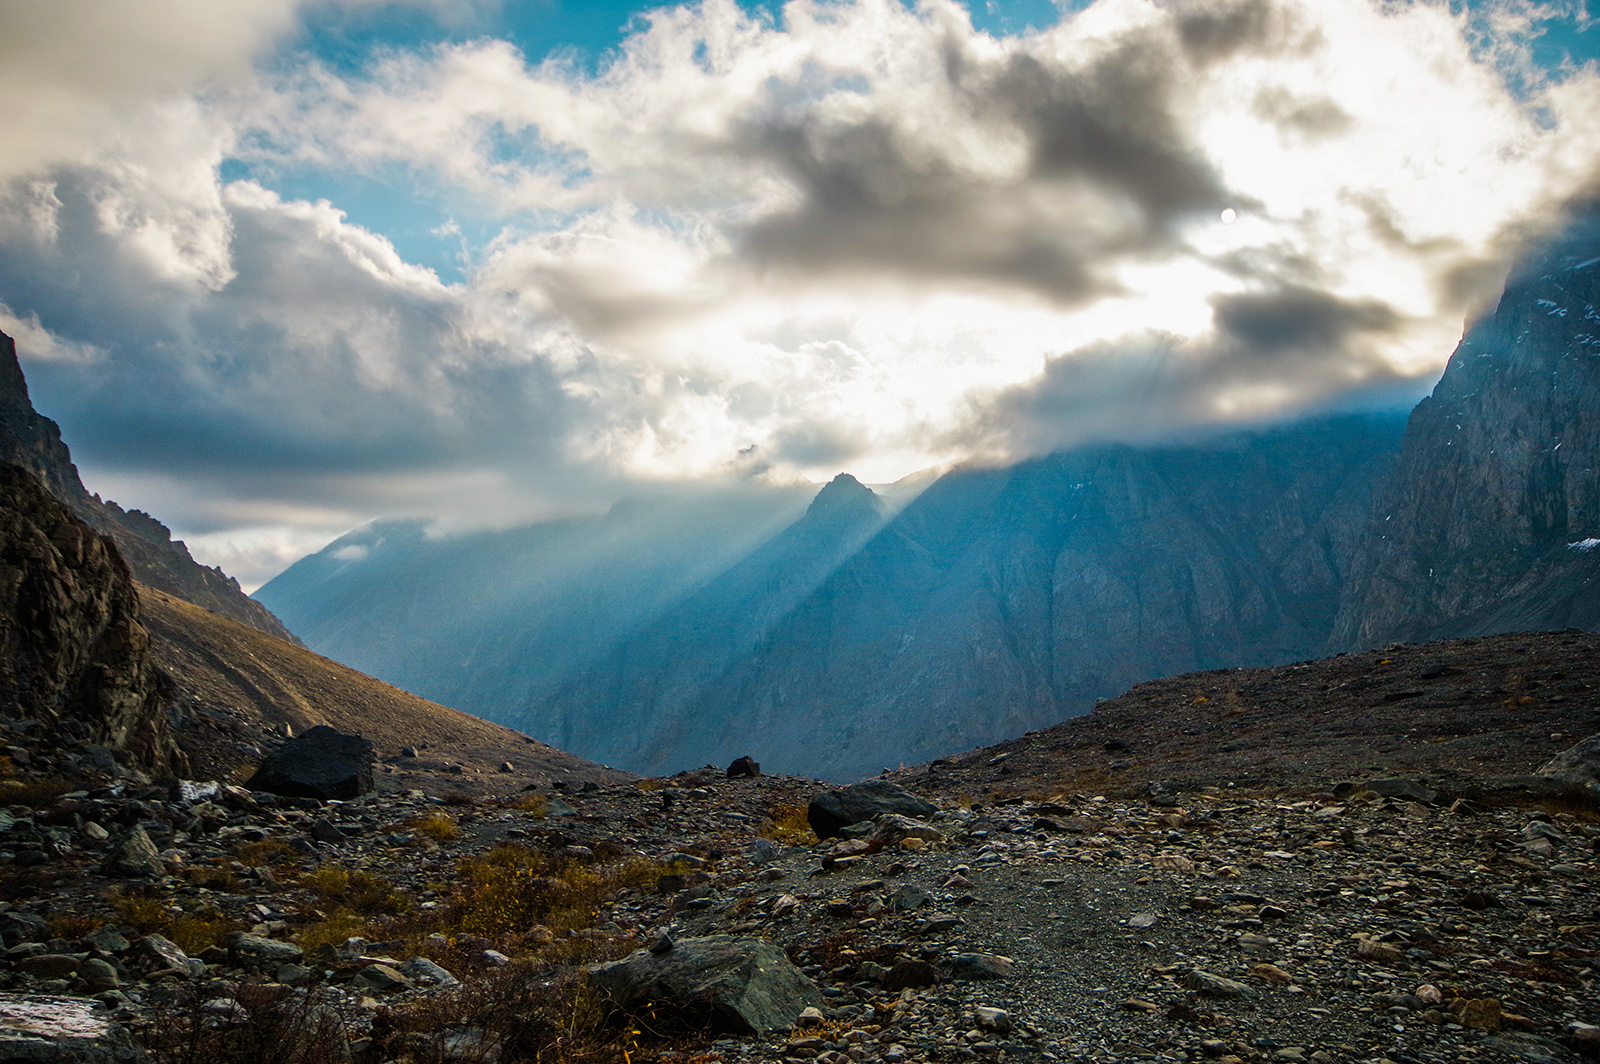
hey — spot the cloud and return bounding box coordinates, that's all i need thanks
[1,0,1599,584]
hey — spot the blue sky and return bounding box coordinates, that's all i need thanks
[1,0,1597,587]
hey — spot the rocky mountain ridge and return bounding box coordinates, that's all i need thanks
[0,330,299,645]
[1333,218,1600,645]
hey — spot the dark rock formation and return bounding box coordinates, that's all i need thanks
[244,725,374,800]
[807,780,938,839]
[0,463,179,773]
[588,935,822,1033]
[1334,214,1600,645]
[726,756,760,778]
[0,330,298,644]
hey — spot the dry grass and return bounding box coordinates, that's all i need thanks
[409,811,461,841]
[295,862,413,916]
[0,776,74,808]
[106,888,242,953]
[761,803,817,846]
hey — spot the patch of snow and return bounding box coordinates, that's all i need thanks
[1568,538,1600,553]
[1571,256,1600,271]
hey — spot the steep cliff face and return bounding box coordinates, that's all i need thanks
[1334,220,1600,646]
[0,330,299,644]
[0,463,180,772]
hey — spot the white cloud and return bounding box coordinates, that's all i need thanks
[1,0,1598,584]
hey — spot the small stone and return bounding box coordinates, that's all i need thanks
[1250,963,1293,985]
[1182,970,1256,999]
[796,1006,825,1028]
[353,963,413,994]
[1128,913,1158,929]
[482,950,511,966]
[946,954,1013,981]
[974,1007,1012,1032]
[400,957,459,987]
[1354,937,1405,964]
[78,959,119,990]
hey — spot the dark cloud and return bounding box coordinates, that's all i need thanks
[734,14,1238,303]
[1210,285,1400,355]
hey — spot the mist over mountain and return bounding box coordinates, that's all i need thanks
[260,413,1406,779]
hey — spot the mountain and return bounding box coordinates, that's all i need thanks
[0,330,299,644]
[263,415,1405,779]
[1333,213,1600,645]
[0,330,623,792]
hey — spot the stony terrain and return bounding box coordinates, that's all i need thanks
[1,628,1596,1064]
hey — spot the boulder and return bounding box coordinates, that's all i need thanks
[726,756,760,778]
[244,726,374,801]
[225,933,304,971]
[588,935,821,1033]
[807,781,938,839]
[0,993,147,1062]
[98,827,164,878]
[1537,733,1600,789]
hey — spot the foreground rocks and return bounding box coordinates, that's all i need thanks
[590,935,822,1033]
[0,993,146,1062]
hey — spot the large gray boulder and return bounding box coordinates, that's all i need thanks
[807,780,937,839]
[0,993,147,1062]
[1537,733,1600,789]
[588,936,820,1033]
[244,725,374,801]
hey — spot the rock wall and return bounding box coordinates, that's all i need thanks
[1333,215,1600,646]
[0,462,179,772]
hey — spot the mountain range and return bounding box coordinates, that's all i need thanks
[255,212,1600,779]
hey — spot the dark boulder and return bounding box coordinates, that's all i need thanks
[807,780,938,839]
[588,935,821,1033]
[244,725,374,801]
[726,756,760,778]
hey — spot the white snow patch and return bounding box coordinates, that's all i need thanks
[1568,538,1600,552]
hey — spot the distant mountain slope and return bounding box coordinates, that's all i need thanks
[0,329,299,644]
[265,414,1405,780]
[254,485,820,714]
[526,415,1405,779]
[1334,214,1600,646]
[138,583,630,788]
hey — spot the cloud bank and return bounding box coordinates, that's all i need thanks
[1,0,1598,587]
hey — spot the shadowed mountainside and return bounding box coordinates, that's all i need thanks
[1334,216,1600,646]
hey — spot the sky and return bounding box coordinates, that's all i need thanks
[1,0,1598,590]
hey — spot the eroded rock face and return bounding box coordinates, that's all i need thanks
[0,463,179,773]
[588,935,821,1033]
[1334,217,1600,646]
[244,725,375,800]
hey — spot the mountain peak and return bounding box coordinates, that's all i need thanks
[806,473,883,520]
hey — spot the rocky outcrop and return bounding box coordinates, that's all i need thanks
[1334,214,1600,646]
[0,463,178,773]
[0,330,298,645]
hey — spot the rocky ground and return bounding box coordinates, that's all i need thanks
[1,633,1598,1064]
